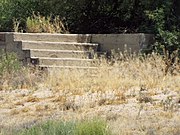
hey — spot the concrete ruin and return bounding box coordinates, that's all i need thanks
[0,32,154,68]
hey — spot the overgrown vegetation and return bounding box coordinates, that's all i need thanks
[0,1,179,134]
[0,51,179,92]
[0,50,43,90]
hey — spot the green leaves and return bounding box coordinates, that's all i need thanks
[145,0,179,55]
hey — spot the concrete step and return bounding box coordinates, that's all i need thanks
[20,41,98,51]
[25,49,93,59]
[39,65,98,69]
[14,33,91,43]
[39,65,99,75]
[31,57,98,67]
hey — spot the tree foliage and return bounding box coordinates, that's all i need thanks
[0,0,179,54]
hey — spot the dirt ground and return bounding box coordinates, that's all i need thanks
[0,86,179,135]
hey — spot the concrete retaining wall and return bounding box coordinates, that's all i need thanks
[0,33,6,50]
[91,34,154,53]
[0,32,25,61]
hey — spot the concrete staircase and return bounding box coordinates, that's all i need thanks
[14,33,100,69]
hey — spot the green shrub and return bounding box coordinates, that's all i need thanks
[145,1,180,56]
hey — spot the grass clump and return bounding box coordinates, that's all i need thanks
[18,121,75,135]
[75,119,110,135]
[16,119,110,135]
[0,49,21,76]
[26,12,68,33]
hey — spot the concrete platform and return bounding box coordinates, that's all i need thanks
[14,33,91,43]
[39,65,98,69]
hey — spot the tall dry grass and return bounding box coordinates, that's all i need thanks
[26,12,68,33]
[42,52,180,94]
[0,52,179,92]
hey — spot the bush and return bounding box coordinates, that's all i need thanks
[145,1,180,56]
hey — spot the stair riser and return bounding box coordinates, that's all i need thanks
[22,42,97,51]
[42,67,98,74]
[14,34,91,43]
[38,59,96,67]
[29,51,92,59]
[0,41,5,50]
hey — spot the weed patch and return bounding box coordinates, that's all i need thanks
[0,50,21,75]
[14,119,110,135]
[26,12,68,33]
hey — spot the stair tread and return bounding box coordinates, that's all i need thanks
[25,49,91,53]
[16,34,101,67]
[14,33,92,43]
[21,40,98,46]
[39,65,98,69]
[31,57,96,61]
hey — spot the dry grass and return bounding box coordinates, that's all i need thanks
[1,52,179,92]
[0,52,179,103]
[0,52,179,134]
[26,12,69,33]
[42,52,180,93]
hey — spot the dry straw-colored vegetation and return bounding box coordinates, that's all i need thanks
[0,51,179,135]
[1,51,179,92]
[25,12,68,33]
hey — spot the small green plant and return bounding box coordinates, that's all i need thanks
[26,12,68,33]
[0,49,21,75]
[13,18,21,32]
[75,119,110,135]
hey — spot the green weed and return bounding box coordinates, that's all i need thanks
[0,49,21,75]
[15,119,110,135]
